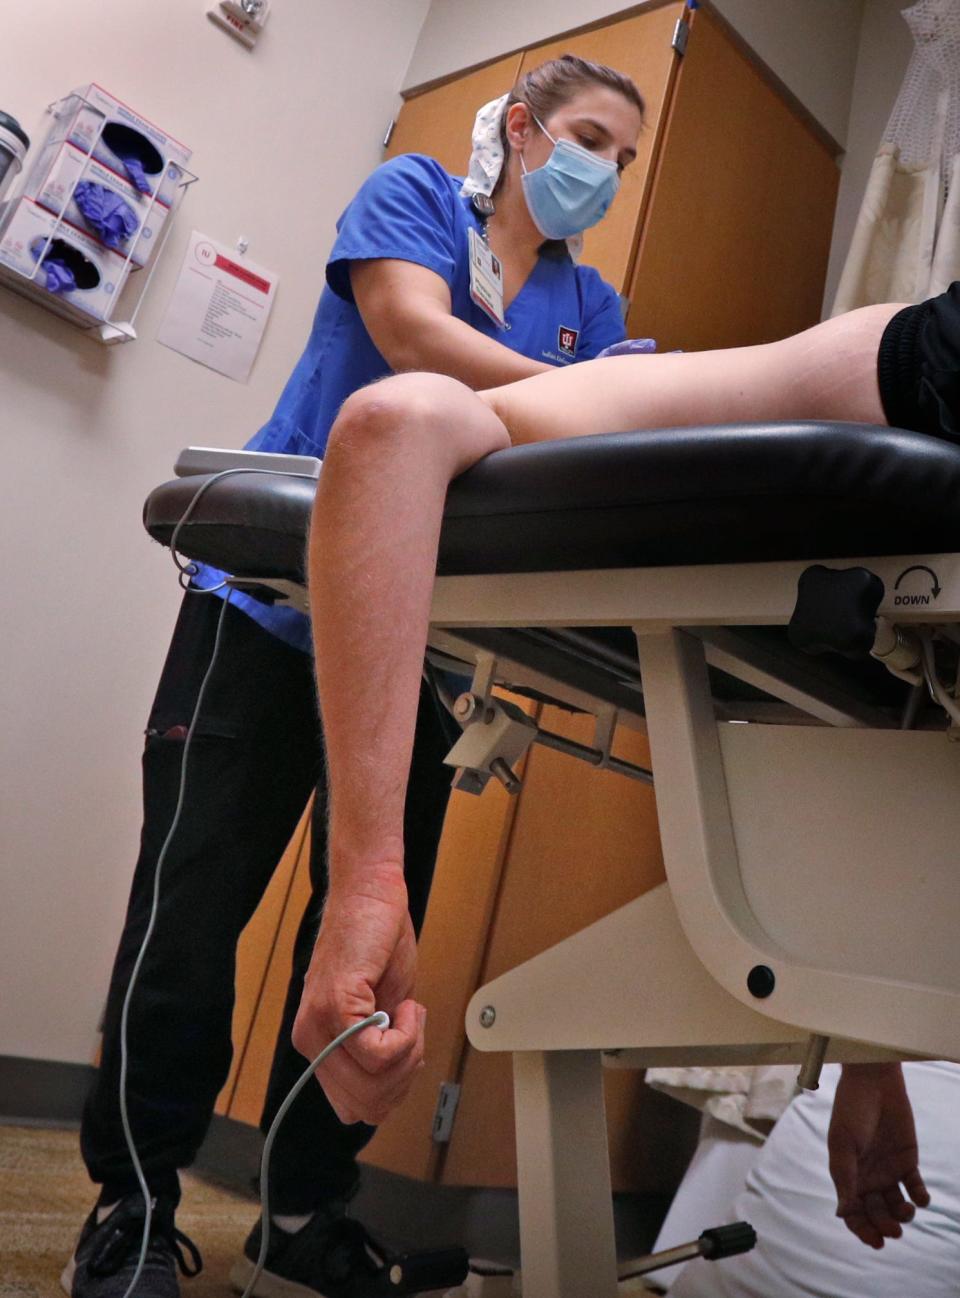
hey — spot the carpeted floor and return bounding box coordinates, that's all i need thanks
[0,1122,258,1296]
[0,1121,666,1295]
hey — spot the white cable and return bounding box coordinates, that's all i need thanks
[919,631,960,727]
[240,1010,391,1298]
[117,465,318,1294]
[167,466,319,591]
[118,589,232,1298]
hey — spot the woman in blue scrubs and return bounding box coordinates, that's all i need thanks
[66,54,645,1298]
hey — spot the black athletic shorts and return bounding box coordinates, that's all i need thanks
[878,281,960,443]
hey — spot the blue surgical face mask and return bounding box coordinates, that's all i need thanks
[520,115,620,240]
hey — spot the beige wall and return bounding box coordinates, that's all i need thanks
[403,0,865,146]
[0,0,430,1065]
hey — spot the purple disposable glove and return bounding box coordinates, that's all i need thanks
[597,338,685,359]
[40,258,77,294]
[74,181,139,249]
[112,152,153,195]
[597,337,658,358]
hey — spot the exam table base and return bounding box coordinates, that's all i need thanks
[470,629,960,1298]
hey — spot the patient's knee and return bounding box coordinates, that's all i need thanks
[330,373,466,460]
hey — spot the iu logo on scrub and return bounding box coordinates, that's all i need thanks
[558,325,579,357]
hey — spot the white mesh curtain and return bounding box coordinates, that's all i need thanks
[832,0,960,314]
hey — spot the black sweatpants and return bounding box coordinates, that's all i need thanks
[80,591,454,1212]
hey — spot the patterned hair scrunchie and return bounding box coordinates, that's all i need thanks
[460,93,509,200]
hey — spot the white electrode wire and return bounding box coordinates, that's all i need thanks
[919,631,960,727]
[118,589,233,1298]
[240,1010,391,1298]
[119,464,321,1295]
[167,467,319,592]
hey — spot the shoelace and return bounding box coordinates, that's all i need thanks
[89,1205,203,1279]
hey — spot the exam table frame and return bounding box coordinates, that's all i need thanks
[145,424,960,1298]
[438,556,960,1297]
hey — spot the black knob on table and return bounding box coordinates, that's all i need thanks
[788,565,884,658]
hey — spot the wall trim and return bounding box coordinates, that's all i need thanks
[0,1055,97,1124]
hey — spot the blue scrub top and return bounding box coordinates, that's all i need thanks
[194,153,625,651]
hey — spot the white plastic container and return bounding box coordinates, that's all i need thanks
[0,111,29,202]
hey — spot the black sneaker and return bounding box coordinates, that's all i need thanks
[61,1194,202,1298]
[229,1205,468,1297]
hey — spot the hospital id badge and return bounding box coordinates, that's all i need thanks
[468,226,506,328]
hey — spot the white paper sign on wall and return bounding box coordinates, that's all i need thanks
[157,229,278,383]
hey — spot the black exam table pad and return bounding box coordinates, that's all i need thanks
[143,422,960,723]
[144,422,960,581]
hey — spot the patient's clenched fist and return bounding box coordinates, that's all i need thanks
[292,869,426,1125]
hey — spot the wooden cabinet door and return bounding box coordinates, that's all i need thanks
[385,54,524,177]
[360,692,538,1181]
[516,2,686,293]
[438,710,696,1193]
[216,800,314,1123]
[626,5,840,350]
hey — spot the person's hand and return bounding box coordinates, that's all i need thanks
[828,1063,930,1249]
[292,865,425,1125]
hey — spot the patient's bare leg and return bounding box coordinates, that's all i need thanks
[481,303,898,444]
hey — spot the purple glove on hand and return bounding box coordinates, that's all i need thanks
[597,337,658,358]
